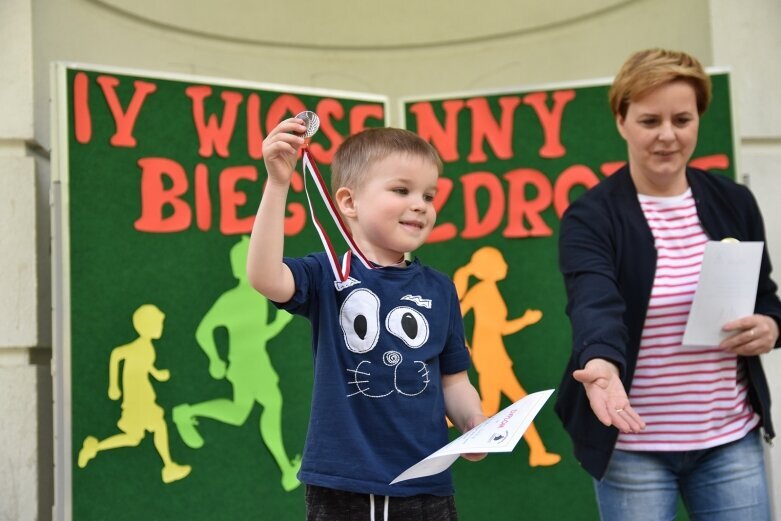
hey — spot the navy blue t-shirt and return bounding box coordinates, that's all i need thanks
[275,253,471,497]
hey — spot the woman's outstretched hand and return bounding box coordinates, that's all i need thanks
[573,358,645,434]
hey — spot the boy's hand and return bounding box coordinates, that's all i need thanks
[461,452,487,462]
[108,386,121,400]
[263,118,307,186]
[460,413,488,462]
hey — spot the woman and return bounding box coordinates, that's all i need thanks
[556,48,781,520]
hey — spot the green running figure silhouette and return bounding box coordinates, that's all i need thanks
[77,304,191,484]
[173,236,300,491]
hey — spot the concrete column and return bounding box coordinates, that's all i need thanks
[0,0,53,519]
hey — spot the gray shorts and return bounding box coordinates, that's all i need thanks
[305,484,458,521]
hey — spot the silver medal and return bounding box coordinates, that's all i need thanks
[295,111,320,139]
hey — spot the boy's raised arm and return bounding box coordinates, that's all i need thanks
[247,118,306,303]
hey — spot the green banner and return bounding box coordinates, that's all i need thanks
[52,64,388,520]
[402,73,734,520]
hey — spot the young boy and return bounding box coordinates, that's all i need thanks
[247,118,486,520]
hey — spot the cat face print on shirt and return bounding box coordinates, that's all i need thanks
[341,289,433,399]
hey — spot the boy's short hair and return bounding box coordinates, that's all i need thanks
[330,127,443,192]
[609,48,712,119]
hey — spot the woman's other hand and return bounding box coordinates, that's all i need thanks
[721,314,779,356]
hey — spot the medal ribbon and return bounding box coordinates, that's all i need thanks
[301,148,373,282]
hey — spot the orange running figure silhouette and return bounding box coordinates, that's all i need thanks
[77,304,191,483]
[454,246,561,467]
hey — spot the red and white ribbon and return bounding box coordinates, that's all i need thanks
[301,149,373,282]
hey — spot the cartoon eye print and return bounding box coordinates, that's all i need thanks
[385,306,429,348]
[340,289,380,353]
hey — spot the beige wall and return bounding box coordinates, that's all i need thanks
[1,0,779,519]
[709,0,781,507]
[30,0,712,140]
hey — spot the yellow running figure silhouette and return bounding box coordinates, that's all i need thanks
[453,246,561,467]
[77,304,191,484]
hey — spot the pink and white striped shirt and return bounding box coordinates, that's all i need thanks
[615,189,759,451]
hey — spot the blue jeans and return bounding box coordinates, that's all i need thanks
[594,430,770,521]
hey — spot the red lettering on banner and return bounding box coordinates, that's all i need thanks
[73,72,92,144]
[133,156,316,234]
[96,76,157,148]
[461,172,505,238]
[523,90,575,158]
[689,154,729,171]
[466,97,521,163]
[284,170,306,236]
[219,166,257,235]
[309,99,345,164]
[553,165,600,217]
[428,178,457,243]
[186,86,243,159]
[408,100,464,162]
[503,168,553,238]
[265,94,307,136]
[247,93,264,160]
[600,162,625,176]
[185,92,363,165]
[129,151,731,237]
[194,164,211,231]
[135,158,191,232]
[350,104,384,134]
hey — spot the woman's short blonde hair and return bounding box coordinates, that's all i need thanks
[330,127,443,193]
[609,48,712,118]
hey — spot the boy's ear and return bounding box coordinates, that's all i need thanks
[335,187,358,218]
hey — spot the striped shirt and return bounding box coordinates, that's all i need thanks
[615,189,759,451]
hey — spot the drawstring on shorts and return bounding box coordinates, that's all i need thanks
[369,493,389,521]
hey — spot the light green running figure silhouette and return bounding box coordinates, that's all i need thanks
[172,236,300,491]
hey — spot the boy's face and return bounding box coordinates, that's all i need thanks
[344,153,438,265]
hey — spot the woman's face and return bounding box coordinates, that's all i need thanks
[617,80,699,196]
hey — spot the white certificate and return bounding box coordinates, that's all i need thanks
[682,241,764,346]
[390,389,554,485]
